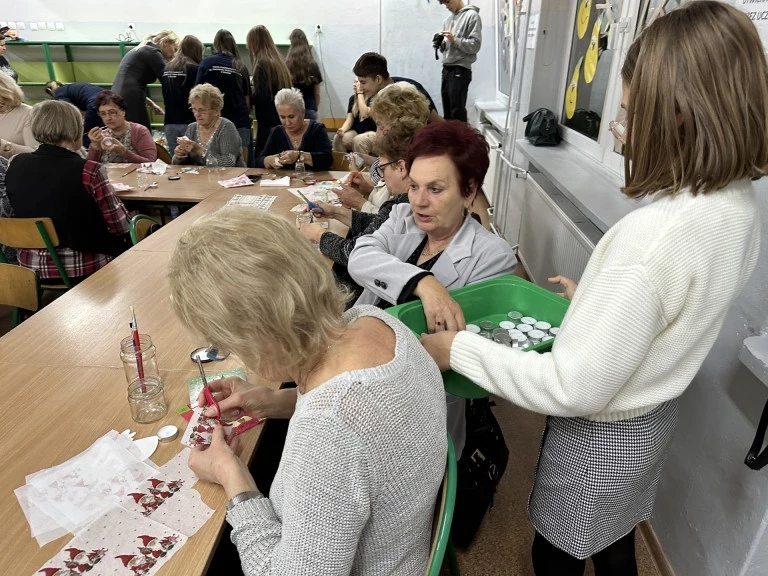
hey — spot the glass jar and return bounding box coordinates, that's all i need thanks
[120,334,160,385]
[127,377,167,423]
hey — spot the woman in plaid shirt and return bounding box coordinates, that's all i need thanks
[5,100,131,282]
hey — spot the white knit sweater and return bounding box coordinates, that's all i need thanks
[451,179,761,421]
[227,305,447,575]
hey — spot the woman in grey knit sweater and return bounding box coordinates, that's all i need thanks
[168,209,447,575]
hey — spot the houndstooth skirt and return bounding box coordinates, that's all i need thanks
[528,399,680,559]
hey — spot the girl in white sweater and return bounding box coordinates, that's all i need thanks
[422,2,766,574]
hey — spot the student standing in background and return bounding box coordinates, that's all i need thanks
[437,0,481,122]
[162,35,204,156]
[112,30,178,129]
[285,29,323,120]
[196,30,252,163]
[0,35,18,83]
[246,25,292,160]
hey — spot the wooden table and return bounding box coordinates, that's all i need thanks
[0,168,349,575]
[107,165,257,204]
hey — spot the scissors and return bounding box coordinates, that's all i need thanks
[295,189,323,215]
[195,357,221,419]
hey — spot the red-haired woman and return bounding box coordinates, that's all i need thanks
[348,119,517,458]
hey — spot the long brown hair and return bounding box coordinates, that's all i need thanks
[621,1,768,198]
[166,35,204,72]
[246,25,291,98]
[213,29,244,71]
[285,29,319,86]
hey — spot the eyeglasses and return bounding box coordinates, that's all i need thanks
[374,159,398,180]
[609,119,627,144]
[189,106,212,115]
[98,109,121,118]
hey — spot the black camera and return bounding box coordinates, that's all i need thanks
[432,33,443,60]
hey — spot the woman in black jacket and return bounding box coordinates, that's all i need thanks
[112,30,178,129]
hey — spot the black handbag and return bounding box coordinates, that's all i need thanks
[522,108,561,147]
[451,398,510,548]
[565,108,602,139]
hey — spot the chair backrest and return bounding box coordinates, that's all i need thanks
[425,435,458,576]
[0,217,60,249]
[0,218,72,288]
[155,143,172,164]
[130,214,161,245]
[0,263,40,311]
[332,151,350,171]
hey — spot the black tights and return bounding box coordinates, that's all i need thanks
[532,528,638,576]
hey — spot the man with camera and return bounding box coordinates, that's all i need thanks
[435,0,482,122]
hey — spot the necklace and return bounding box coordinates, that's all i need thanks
[288,121,307,149]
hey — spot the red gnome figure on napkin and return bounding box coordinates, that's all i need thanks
[128,492,160,516]
[115,554,154,576]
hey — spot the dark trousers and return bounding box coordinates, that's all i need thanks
[531,529,638,576]
[441,65,472,122]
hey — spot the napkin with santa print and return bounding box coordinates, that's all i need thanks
[36,506,186,576]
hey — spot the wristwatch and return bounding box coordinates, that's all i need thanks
[298,151,305,163]
[2,141,11,153]
[227,490,260,511]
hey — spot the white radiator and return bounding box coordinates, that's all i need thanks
[518,171,600,290]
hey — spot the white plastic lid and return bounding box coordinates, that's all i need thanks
[521,316,537,325]
[465,324,481,333]
[517,323,533,333]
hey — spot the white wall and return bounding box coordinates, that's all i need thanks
[652,181,768,576]
[4,0,497,121]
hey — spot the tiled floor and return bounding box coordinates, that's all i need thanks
[448,399,661,576]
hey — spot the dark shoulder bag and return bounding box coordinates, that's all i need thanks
[522,107,561,147]
[451,398,510,548]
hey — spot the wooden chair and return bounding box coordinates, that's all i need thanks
[0,218,73,290]
[332,151,350,171]
[129,214,162,245]
[155,142,172,164]
[0,262,42,327]
[425,435,460,576]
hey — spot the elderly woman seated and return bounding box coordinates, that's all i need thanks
[337,83,430,213]
[6,101,131,282]
[257,87,332,171]
[0,73,39,159]
[348,120,517,456]
[173,83,245,167]
[86,90,157,163]
[168,209,447,575]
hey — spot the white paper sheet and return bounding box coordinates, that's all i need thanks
[260,176,291,187]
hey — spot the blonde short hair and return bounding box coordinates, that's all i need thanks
[188,83,224,113]
[140,29,179,50]
[621,1,768,197]
[370,83,430,127]
[0,72,24,113]
[30,100,83,145]
[168,210,348,376]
